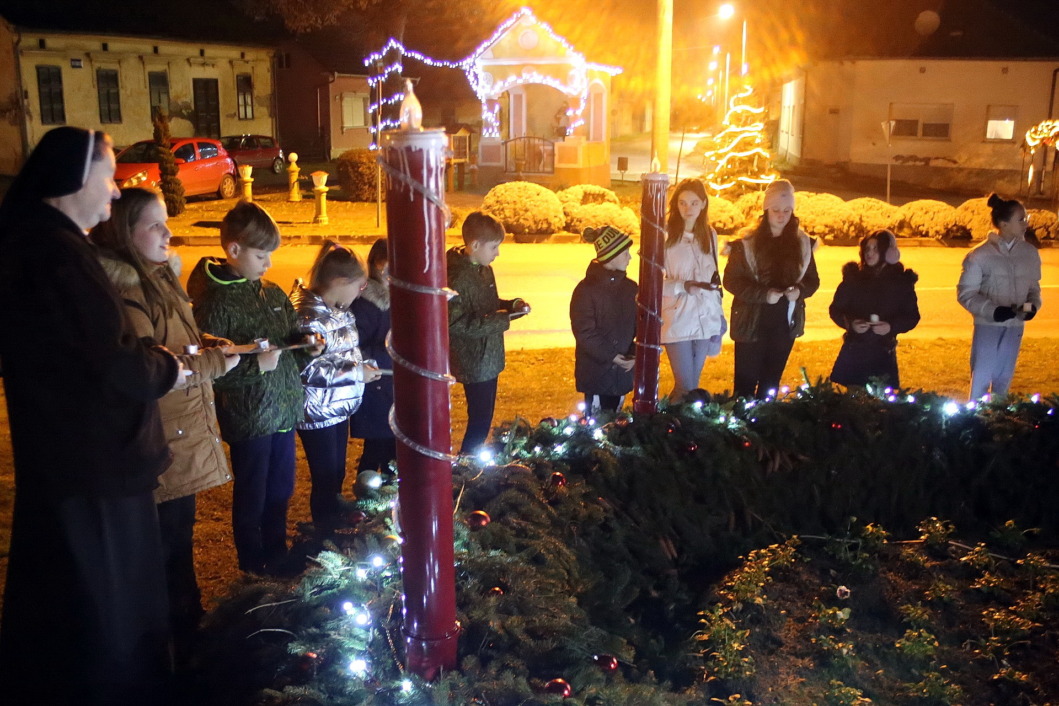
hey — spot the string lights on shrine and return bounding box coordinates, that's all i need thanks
[363,7,621,144]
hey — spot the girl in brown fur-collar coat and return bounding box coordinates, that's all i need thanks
[91,187,239,656]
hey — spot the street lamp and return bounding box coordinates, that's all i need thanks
[718,3,748,78]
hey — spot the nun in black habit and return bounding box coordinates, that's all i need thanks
[0,127,181,704]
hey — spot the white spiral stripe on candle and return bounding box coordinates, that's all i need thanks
[636,215,666,324]
[377,156,452,231]
[388,274,456,300]
[385,331,454,385]
[388,406,458,462]
[380,137,457,465]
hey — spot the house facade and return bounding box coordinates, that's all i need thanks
[777,58,1059,195]
[0,16,276,174]
[274,40,372,161]
[464,8,620,189]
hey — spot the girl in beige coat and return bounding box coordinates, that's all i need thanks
[91,187,239,656]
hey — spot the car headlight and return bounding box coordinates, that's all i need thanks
[121,170,149,188]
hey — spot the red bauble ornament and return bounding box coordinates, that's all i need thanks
[593,653,619,672]
[347,509,367,524]
[539,417,558,428]
[614,414,631,427]
[297,651,319,673]
[577,416,590,426]
[543,678,572,698]
[466,510,491,529]
[684,441,699,454]
[549,472,568,488]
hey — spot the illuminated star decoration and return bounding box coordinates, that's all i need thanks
[1023,119,1059,188]
[363,7,622,145]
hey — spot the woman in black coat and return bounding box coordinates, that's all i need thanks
[349,238,397,472]
[829,230,920,388]
[0,128,180,703]
[570,226,638,413]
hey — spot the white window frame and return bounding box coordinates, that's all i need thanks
[340,92,369,130]
[985,104,1017,142]
[889,102,953,140]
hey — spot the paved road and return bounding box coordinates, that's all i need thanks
[176,242,1058,351]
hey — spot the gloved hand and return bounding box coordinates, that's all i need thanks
[1023,304,1037,321]
[993,306,1017,322]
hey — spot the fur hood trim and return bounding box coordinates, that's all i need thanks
[840,260,918,284]
[360,277,390,311]
[96,249,181,292]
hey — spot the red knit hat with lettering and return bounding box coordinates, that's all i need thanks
[585,225,633,263]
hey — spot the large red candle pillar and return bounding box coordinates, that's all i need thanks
[633,172,669,414]
[380,128,459,678]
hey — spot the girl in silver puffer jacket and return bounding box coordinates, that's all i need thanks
[291,241,382,530]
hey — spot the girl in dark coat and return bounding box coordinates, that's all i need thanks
[723,180,820,399]
[570,226,638,412]
[350,238,397,472]
[829,230,920,388]
[0,128,180,703]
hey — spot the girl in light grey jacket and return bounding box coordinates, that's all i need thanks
[957,193,1042,400]
[291,241,382,530]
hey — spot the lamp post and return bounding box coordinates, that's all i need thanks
[652,0,673,175]
[881,120,895,204]
[715,3,749,88]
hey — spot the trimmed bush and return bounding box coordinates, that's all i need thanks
[1029,209,1058,240]
[735,190,767,220]
[900,199,968,240]
[482,181,565,236]
[556,184,619,210]
[707,196,743,234]
[955,197,993,241]
[335,149,381,202]
[845,197,902,239]
[565,202,640,236]
[797,192,853,239]
[556,184,624,233]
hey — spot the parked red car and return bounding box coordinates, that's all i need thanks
[114,138,237,199]
[220,134,285,174]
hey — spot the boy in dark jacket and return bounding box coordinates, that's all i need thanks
[447,211,529,454]
[570,225,638,413]
[187,201,308,574]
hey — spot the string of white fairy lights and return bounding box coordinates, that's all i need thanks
[363,7,621,144]
[635,177,668,353]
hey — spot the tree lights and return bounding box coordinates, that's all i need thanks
[703,85,778,196]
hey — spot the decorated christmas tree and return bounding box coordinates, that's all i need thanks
[153,109,185,216]
[703,85,778,199]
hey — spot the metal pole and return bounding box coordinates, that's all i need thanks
[652,0,673,174]
[741,19,747,76]
[381,128,459,679]
[724,53,731,114]
[633,171,669,414]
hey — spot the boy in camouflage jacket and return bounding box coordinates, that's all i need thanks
[446,212,529,454]
[187,202,309,574]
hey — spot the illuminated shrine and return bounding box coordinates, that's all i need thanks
[366,7,622,188]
